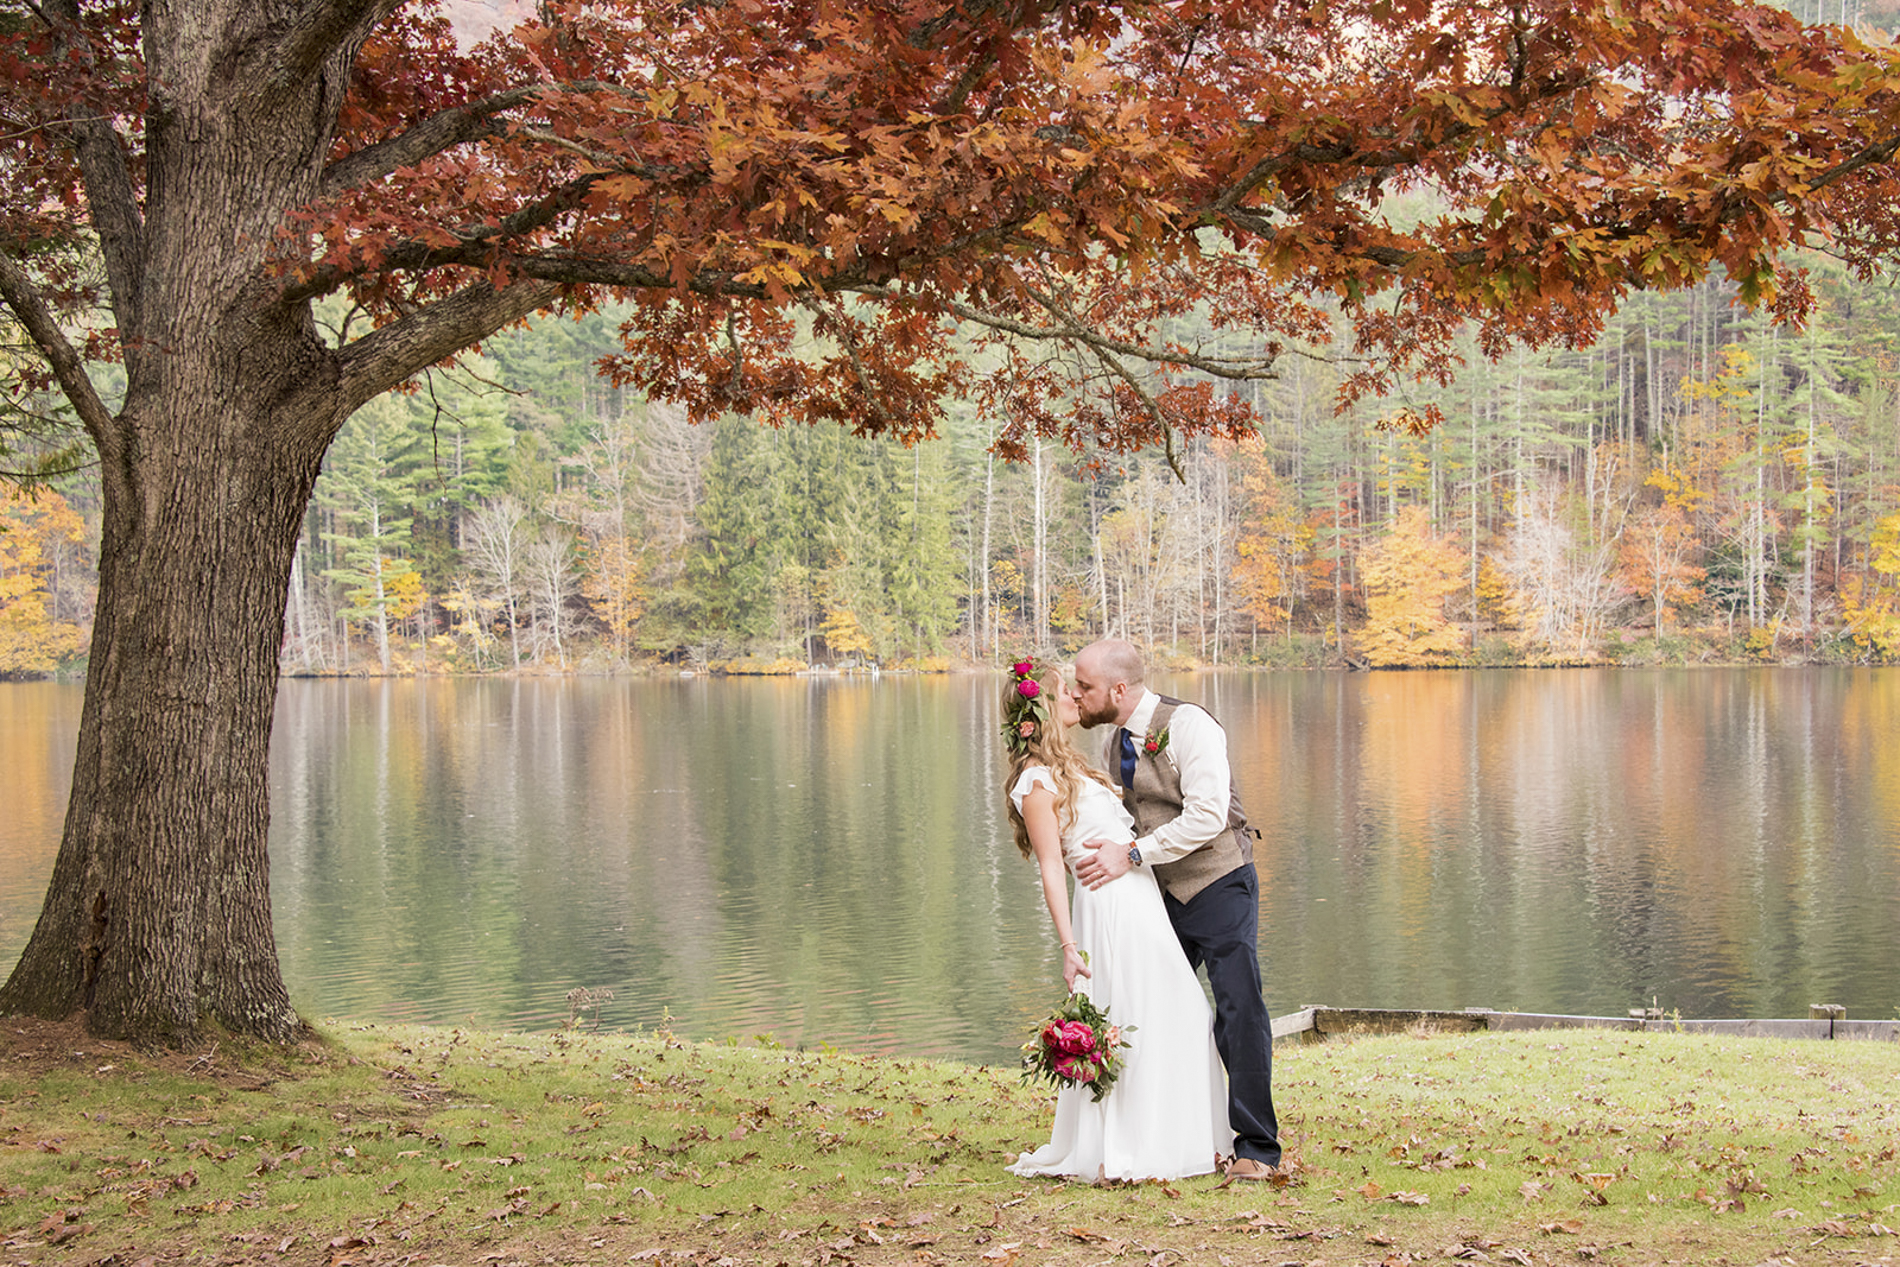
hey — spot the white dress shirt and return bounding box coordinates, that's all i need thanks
[1118,688,1234,866]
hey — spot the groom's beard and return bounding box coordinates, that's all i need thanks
[1075,701,1117,728]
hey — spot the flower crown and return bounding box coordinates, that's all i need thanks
[1002,658,1050,756]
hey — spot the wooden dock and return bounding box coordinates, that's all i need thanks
[1272,1004,1899,1044]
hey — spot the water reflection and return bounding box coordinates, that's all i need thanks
[262,676,1052,1058]
[2,669,1897,1063]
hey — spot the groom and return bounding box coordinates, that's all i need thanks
[1070,639,1281,1180]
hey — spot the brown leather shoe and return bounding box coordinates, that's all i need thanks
[1222,1157,1279,1182]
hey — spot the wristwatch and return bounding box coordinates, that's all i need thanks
[1126,845,1143,868]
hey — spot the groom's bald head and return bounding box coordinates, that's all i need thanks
[1072,639,1144,727]
[1078,639,1143,688]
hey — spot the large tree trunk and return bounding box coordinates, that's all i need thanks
[3,0,370,1043]
[0,121,349,1032]
[0,0,560,1044]
[0,371,335,1042]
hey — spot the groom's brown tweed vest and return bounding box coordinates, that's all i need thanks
[1108,696,1255,904]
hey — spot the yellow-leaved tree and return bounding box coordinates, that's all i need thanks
[0,489,89,678]
[583,534,647,665]
[1230,438,1305,641]
[1358,506,1466,667]
[1617,498,1707,637]
[1841,511,1900,659]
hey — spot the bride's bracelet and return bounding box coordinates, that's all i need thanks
[1061,940,1078,951]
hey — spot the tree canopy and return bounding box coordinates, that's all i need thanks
[5,0,1900,1043]
[12,0,1900,457]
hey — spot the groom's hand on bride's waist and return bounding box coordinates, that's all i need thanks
[1075,839,1132,889]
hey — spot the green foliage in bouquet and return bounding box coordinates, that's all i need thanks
[1020,992,1134,1103]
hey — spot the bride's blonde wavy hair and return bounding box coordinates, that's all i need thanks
[1004,661,1119,860]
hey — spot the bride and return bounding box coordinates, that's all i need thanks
[1003,659,1232,1182]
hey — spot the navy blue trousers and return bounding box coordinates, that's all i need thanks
[1163,863,1281,1167]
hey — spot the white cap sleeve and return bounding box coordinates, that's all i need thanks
[1009,765,1059,813]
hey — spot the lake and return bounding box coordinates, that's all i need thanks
[2,669,1896,1063]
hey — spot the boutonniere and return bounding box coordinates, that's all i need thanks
[1142,726,1170,756]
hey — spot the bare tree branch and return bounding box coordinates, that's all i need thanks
[846,281,1279,382]
[39,0,145,340]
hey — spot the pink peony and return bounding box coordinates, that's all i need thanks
[1012,660,1034,677]
[1017,679,1040,700]
[1052,1020,1096,1054]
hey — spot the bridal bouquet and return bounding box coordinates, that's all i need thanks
[1020,993,1133,1103]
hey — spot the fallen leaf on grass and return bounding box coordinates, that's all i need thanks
[1390,1190,1429,1206]
[1538,1219,1585,1235]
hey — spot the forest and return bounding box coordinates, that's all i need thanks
[9,251,1900,676]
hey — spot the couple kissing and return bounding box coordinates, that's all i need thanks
[1003,638,1281,1184]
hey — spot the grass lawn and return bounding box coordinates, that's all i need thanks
[1,1014,1895,1265]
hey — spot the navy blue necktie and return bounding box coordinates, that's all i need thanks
[1118,727,1137,789]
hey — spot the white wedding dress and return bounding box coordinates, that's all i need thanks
[1008,766,1233,1181]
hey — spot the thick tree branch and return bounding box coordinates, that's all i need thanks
[284,173,608,303]
[1799,133,1900,195]
[334,278,561,412]
[321,85,548,198]
[0,251,117,442]
[268,0,403,95]
[1215,125,1900,291]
